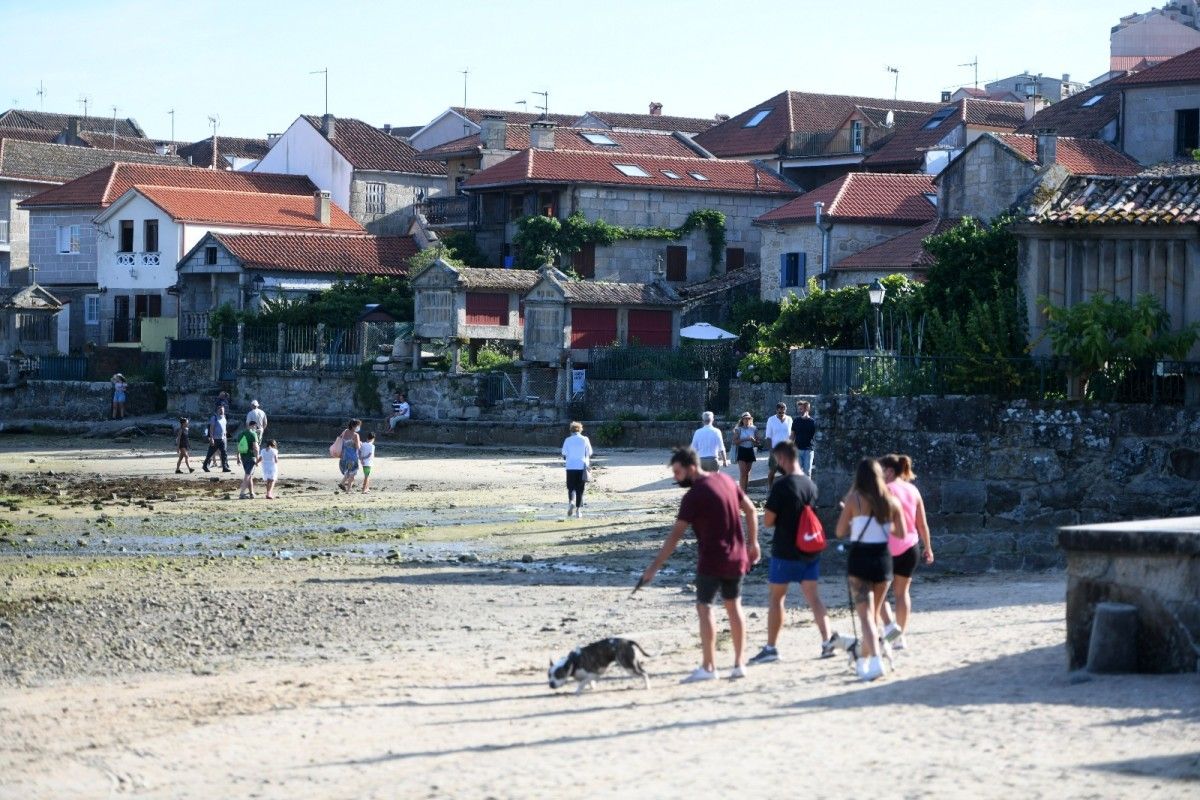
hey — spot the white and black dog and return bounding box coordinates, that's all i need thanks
[548,637,652,694]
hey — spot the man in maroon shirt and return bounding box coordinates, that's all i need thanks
[641,447,760,682]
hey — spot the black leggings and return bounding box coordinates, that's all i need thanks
[204,439,228,469]
[566,469,586,506]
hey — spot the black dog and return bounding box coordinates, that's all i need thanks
[548,637,652,694]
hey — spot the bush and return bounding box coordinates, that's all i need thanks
[462,345,518,373]
[737,348,789,384]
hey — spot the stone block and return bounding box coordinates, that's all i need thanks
[985,483,1022,514]
[940,480,987,514]
[913,396,995,434]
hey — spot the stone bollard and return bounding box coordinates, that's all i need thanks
[1086,602,1139,673]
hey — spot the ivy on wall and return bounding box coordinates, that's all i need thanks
[512,209,727,272]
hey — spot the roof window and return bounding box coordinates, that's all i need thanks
[743,109,772,128]
[613,163,651,177]
[689,172,709,181]
[922,107,956,129]
[581,132,618,146]
[1081,94,1105,107]
[662,170,682,179]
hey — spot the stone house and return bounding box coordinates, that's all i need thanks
[411,261,538,358]
[254,115,446,235]
[1116,45,1200,164]
[1110,5,1200,72]
[0,283,63,365]
[461,128,797,284]
[408,107,580,153]
[1016,172,1200,358]
[983,72,1088,102]
[861,98,1027,175]
[754,172,938,300]
[177,232,418,339]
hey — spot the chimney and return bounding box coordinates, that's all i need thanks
[715,113,730,123]
[1062,73,1070,83]
[65,116,81,145]
[321,113,336,139]
[941,90,952,102]
[383,123,392,134]
[649,101,663,116]
[480,113,506,150]
[530,120,556,150]
[1035,129,1058,166]
[314,190,331,224]
[154,142,170,156]
[1024,94,1049,121]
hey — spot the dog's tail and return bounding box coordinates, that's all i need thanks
[630,641,656,659]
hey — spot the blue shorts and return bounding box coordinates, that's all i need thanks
[768,556,820,584]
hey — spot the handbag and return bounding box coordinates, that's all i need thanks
[329,435,343,459]
[794,504,827,554]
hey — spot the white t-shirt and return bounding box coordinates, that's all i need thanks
[690,425,725,460]
[260,447,278,478]
[246,408,267,429]
[765,414,793,447]
[561,434,593,470]
[359,441,375,467]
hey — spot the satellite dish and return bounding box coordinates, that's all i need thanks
[885,110,895,127]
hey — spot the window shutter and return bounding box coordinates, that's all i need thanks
[797,253,807,286]
[779,253,788,288]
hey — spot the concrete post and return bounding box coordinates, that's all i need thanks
[520,364,529,399]
[276,323,286,370]
[235,322,245,374]
[411,338,420,370]
[358,321,368,363]
[315,323,326,371]
[451,343,461,374]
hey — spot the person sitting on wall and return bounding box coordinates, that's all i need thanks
[386,392,411,432]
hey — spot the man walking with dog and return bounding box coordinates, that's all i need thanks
[640,447,760,683]
[748,441,836,665]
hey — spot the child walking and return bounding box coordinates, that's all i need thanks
[175,417,195,474]
[359,432,376,493]
[259,439,279,499]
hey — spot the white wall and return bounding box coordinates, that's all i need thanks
[409,111,478,152]
[254,117,354,209]
[95,193,180,292]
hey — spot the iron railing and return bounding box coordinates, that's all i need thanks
[420,195,475,226]
[105,317,142,344]
[784,127,882,158]
[237,323,367,372]
[27,354,88,380]
[168,338,212,360]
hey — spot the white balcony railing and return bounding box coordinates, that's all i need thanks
[116,251,162,268]
[0,219,9,244]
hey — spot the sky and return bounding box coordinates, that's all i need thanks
[0,0,1145,142]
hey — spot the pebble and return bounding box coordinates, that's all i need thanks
[334,526,349,533]
[458,553,480,563]
[521,554,534,563]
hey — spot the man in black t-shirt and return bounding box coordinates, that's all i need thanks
[792,399,816,476]
[747,441,836,664]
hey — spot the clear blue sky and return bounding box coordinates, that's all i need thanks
[0,0,1141,142]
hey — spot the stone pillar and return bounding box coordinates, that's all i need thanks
[235,322,245,374]
[451,342,461,374]
[276,323,286,370]
[315,323,326,371]
[358,321,369,362]
[411,338,420,370]
[520,364,529,399]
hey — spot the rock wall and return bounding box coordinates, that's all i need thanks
[0,380,157,420]
[728,380,789,420]
[586,379,706,420]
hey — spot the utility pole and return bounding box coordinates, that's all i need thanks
[886,66,899,100]
[959,56,979,89]
[310,68,328,116]
[532,89,549,117]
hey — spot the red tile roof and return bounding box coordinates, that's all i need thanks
[992,133,1142,176]
[463,149,795,195]
[581,110,718,134]
[211,233,415,275]
[1015,82,1121,139]
[19,162,316,208]
[302,115,445,176]
[834,218,958,271]
[450,107,580,127]
[1030,174,1200,225]
[130,185,363,232]
[1115,45,1200,87]
[863,99,1025,170]
[419,127,706,159]
[755,172,936,225]
[693,90,943,158]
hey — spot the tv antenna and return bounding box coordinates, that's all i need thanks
[35,80,45,110]
[77,94,91,119]
[111,105,119,146]
[885,65,899,100]
[207,114,220,139]
[514,99,527,109]
[959,56,979,89]
[168,109,175,148]
[532,89,549,117]
[461,67,469,107]
[310,68,328,116]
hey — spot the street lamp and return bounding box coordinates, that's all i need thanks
[868,278,886,352]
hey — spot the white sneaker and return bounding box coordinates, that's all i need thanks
[728,665,747,680]
[882,622,902,642]
[566,504,574,518]
[681,667,719,684]
[894,634,908,651]
[575,507,584,519]
[854,658,869,680]
[860,656,884,682]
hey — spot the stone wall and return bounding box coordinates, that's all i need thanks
[758,220,916,301]
[808,395,1200,571]
[0,379,157,419]
[939,135,1037,221]
[27,209,100,285]
[1121,84,1200,166]
[165,358,215,417]
[585,379,707,420]
[1,181,40,277]
[728,380,789,419]
[351,170,445,236]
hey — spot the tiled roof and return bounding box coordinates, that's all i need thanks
[676,267,760,301]
[454,266,541,292]
[301,115,445,175]
[19,162,316,208]
[1015,83,1120,138]
[463,149,795,195]
[133,185,363,231]
[1029,174,1200,225]
[0,126,61,145]
[692,90,943,158]
[419,126,706,159]
[74,131,163,154]
[834,218,958,271]
[582,110,718,134]
[1116,45,1200,87]
[0,109,144,138]
[755,172,936,225]
[863,99,1025,170]
[562,279,680,306]
[211,233,416,275]
[0,140,184,184]
[177,136,270,167]
[992,133,1142,176]
[0,283,63,311]
[450,107,580,127]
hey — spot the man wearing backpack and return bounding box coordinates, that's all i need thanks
[748,441,837,664]
[236,420,261,499]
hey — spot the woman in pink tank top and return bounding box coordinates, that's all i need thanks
[878,454,933,651]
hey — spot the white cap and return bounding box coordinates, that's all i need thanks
[250,399,260,408]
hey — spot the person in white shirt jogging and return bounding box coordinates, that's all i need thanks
[358,432,376,493]
[245,399,267,435]
[561,421,593,518]
[764,402,793,490]
[689,411,728,473]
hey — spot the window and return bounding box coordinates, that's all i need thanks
[1081,94,1104,108]
[851,120,864,152]
[508,193,525,221]
[114,295,130,320]
[143,219,158,253]
[666,245,687,281]
[662,170,681,179]
[581,132,617,146]
[725,247,745,271]
[922,107,955,130]
[1176,108,1200,155]
[204,246,218,265]
[119,220,134,253]
[924,192,938,207]
[780,252,806,289]
[744,109,771,128]
[134,293,162,318]
[465,292,509,326]
[365,182,386,214]
[84,294,100,325]
[538,191,558,217]
[613,163,650,177]
[688,171,709,181]
[572,242,596,279]
[56,224,80,254]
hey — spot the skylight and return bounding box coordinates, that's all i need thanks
[922,107,956,130]
[689,172,709,181]
[744,109,772,128]
[1081,94,1105,107]
[662,170,682,179]
[582,132,618,146]
[613,163,651,177]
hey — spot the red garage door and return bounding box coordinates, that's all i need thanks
[466,292,508,325]
[628,310,672,347]
[570,308,618,349]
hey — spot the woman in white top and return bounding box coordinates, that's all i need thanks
[835,458,908,682]
[259,439,279,499]
[561,421,593,519]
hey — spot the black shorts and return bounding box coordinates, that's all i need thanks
[736,446,756,464]
[695,573,742,605]
[241,455,256,475]
[893,545,919,578]
[847,542,892,584]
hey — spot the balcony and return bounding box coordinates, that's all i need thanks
[104,317,142,344]
[180,312,212,339]
[116,251,163,269]
[784,128,885,159]
[420,195,476,228]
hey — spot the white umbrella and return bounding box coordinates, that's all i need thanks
[679,322,737,341]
